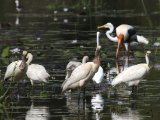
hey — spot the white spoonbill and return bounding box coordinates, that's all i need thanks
[4,51,28,81]
[62,32,101,93]
[98,23,149,59]
[62,56,89,89]
[111,51,151,86]
[26,53,50,86]
[65,56,89,80]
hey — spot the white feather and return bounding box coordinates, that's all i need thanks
[26,64,50,85]
[137,35,149,44]
[111,64,149,86]
[92,66,104,84]
[4,60,27,81]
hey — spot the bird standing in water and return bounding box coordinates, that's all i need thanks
[4,51,28,81]
[26,53,50,86]
[62,32,101,104]
[62,56,89,89]
[92,32,104,85]
[3,51,29,98]
[65,56,89,80]
[98,23,149,59]
[111,51,151,89]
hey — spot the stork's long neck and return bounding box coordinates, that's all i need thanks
[106,24,118,42]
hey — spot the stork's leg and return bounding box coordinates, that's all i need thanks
[116,34,124,59]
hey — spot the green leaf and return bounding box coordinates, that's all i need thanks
[1,46,9,58]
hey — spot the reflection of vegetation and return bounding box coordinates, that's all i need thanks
[0,81,11,119]
[134,51,144,57]
[101,52,107,61]
[40,91,48,98]
[63,49,73,60]
[110,103,128,114]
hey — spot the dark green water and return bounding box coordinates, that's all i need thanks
[0,0,160,120]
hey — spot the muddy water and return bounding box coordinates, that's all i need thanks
[0,0,160,120]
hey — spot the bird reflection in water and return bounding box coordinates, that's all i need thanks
[91,93,104,120]
[25,102,50,120]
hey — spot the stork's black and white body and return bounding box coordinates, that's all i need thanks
[98,23,149,59]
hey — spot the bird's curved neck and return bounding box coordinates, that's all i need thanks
[82,56,88,64]
[106,24,118,42]
[145,54,150,66]
[26,54,33,65]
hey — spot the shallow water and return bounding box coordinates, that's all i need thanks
[0,0,160,120]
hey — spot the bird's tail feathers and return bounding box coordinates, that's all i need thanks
[137,35,149,44]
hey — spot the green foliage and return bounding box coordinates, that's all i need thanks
[40,91,48,97]
[134,51,144,57]
[63,50,73,60]
[101,52,107,61]
[157,37,160,41]
[1,46,9,58]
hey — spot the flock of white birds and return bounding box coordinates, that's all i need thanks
[3,22,151,99]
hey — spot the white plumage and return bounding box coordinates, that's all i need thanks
[91,94,104,120]
[25,104,49,120]
[62,61,100,92]
[92,31,104,84]
[127,80,140,87]
[4,51,28,81]
[65,56,89,80]
[92,66,104,84]
[111,51,151,86]
[98,23,149,58]
[62,56,89,89]
[116,24,134,40]
[27,64,50,85]
[26,53,50,85]
[62,32,101,93]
